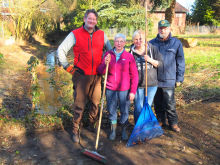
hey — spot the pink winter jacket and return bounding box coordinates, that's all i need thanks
[97,49,138,94]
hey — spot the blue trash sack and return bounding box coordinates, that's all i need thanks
[127,96,164,147]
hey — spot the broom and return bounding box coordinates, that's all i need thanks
[81,60,109,164]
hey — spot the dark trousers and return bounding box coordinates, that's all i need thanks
[72,71,101,134]
[154,87,178,126]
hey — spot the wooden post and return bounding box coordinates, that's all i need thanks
[145,0,148,96]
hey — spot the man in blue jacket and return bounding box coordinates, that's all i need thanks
[150,20,185,132]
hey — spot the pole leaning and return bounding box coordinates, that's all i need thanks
[145,0,148,96]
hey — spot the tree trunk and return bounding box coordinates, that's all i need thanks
[70,0,77,11]
[165,0,176,25]
[90,0,93,9]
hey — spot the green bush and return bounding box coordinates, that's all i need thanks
[56,107,73,128]
[0,53,4,65]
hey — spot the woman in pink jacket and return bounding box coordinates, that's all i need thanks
[97,33,138,141]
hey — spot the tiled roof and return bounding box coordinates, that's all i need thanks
[175,2,188,12]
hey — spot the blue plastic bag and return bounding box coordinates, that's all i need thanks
[127,96,164,147]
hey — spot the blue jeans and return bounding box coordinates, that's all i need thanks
[106,89,130,124]
[134,86,158,123]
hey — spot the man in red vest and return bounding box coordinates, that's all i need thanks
[57,9,112,143]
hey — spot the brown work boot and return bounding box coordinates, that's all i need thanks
[171,124,180,133]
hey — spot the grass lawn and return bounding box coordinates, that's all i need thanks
[176,35,220,106]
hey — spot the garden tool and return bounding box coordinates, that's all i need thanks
[81,61,109,164]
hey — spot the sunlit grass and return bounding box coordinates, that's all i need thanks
[184,47,220,73]
[176,36,220,106]
[178,34,220,38]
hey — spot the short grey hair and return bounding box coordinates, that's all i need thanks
[132,30,145,41]
[114,33,126,41]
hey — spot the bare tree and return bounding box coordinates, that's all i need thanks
[165,0,176,25]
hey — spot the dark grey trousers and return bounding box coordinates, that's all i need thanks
[154,87,178,126]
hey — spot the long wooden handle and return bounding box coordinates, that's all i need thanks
[145,0,148,96]
[95,61,109,150]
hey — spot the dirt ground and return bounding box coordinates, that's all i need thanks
[0,39,219,165]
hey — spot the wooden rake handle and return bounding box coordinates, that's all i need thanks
[95,61,109,150]
[145,1,148,96]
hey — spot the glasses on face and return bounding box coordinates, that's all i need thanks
[114,40,124,44]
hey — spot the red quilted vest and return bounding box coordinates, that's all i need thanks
[72,26,104,75]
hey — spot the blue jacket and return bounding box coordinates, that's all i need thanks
[150,33,185,87]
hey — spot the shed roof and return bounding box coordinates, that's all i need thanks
[175,2,189,13]
[147,2,188,13]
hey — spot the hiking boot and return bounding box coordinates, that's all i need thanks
[109,124,117,141]
[72,133,79,143]
[171,124,180,133]
[121,122,128,141]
